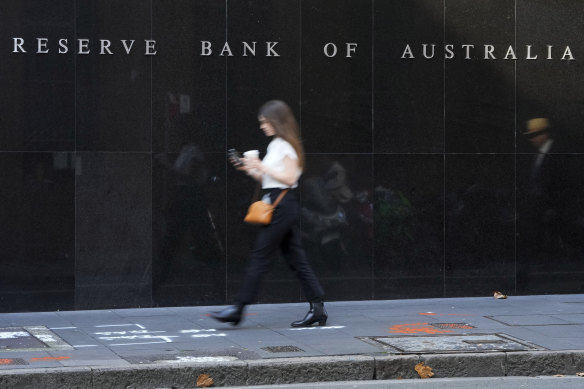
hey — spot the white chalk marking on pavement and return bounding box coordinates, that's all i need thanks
[191,333,226,338]
[98,335,178,342]
[0,331,29,339]
[288,326,345,331]
[36,334,59,343]
[94,330,166,336]
[109,341,169,346]
[135,324,146,329]
[73,345,98,348]
[158,356,238,364]
[50,327,77,330]
[94,324,138,328]
[181,329,217,333]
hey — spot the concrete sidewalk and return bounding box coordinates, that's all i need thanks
[1,294,584,388]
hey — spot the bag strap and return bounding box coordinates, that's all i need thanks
[272,189,289,207]
[251,185,289,206]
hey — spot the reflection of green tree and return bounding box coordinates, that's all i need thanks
[375,189,414,245]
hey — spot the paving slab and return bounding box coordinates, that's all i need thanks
[0,294,583,387]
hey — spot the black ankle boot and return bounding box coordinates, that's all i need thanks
[211,304,244,326]
[291,301,328,327]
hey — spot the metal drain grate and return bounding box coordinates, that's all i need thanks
[431,323,476,329]
[359,333,545,354]
[0,358,28,366]
[262,345,304,353]
[0,327,72,352]
[0,328,48,350]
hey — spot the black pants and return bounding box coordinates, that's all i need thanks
[237,188,325,305]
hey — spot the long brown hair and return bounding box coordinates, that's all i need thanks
[258,100,305,169]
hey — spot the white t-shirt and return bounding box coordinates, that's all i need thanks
[261,137,301,189]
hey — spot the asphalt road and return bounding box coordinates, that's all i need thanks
[225,376,584,389]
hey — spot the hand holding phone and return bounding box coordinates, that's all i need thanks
[227,149,244,167]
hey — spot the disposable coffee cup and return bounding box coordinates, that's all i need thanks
[243,150,259,159]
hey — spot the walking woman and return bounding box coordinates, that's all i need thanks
[212,100,327,327]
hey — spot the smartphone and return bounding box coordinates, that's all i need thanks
[227,149,244,166]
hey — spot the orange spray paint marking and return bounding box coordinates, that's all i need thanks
[30,356,71,362]
[0,359,13,365]
[389,322,453,334]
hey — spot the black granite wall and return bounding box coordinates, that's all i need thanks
[1,0,583,312]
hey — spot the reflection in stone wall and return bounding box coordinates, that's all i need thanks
[1,0,583,312]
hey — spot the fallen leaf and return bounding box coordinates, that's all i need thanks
[197,373,214,388]
[576,372,584,377]
[553,374,565,377]
[493,291,507,299]
[415,362,434,379]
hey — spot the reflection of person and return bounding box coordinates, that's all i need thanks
[522,118,583,257]
[211,100,326,327]
[301,161,352,261]
[153,143,222,301]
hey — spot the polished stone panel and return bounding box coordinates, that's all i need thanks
[226,0,301,152]
[301,0,373,153]
[3,0,584,312]
[444,0,515,153]
[75,153,152,309]
[152,150,226,306]
[373,154,444,299]
[516,153,584,295]
[374,0,445,153]
[152,0,226,153]
[0,153,75,313]
[445,154,515,297]
[75,0,152,151]
[0,1,75,151]
[301,154,374,301]
[516,0,584,153]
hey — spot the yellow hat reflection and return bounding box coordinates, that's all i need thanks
[524,118,550,135]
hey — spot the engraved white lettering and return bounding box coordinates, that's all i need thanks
[58,39,69,54]
[462,44,474,59]
[266,41,279,57]
[484,44,495,59]
[201,41,212,56]
[504,45,517,60]
[100,40,113,55]
[324,43,337,57]
[121,40,135,55]
[400,44,573,61]
[37,38,49,54]
[11,38,157,56]
[220,42,233,56]
[243,41,256,56]
[445,44,454,59]
[145,40,157,55]
[78,39,90,54]
[422,44,435,59]
[401,44,414,59]
[526,45,538,60]
[13,37,26,53]
[346,43,358,58]
[562,46,575,60]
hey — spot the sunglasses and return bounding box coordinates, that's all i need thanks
[526,130,548,139]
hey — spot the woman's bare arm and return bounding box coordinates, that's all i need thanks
[244,156,300,187]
